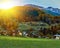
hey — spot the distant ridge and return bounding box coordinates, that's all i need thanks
[24,4,44,9]
[25,4,60,16]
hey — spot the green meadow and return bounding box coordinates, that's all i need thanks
[0,36,60,48]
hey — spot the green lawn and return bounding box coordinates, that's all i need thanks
[0,36,60,48]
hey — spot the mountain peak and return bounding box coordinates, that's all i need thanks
[24,4,44,9]
[46,7,60,14]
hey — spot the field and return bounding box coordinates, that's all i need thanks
[18,22,50,31]
[0,36,60,48]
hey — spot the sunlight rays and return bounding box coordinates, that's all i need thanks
[0,2,15,9]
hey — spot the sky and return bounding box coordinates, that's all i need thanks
[0,0,60,8]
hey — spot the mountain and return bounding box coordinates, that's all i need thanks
[24,4,44,9]
[11,5,45,21]
[46,7,60,14]
[45,7,60,16]
[25,4,60,16]
[0,4,60,22]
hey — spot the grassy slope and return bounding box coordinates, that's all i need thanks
[0,36,60,48]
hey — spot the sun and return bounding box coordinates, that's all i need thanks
[0,2,15,9]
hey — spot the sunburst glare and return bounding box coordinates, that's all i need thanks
[0,1,15,9]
